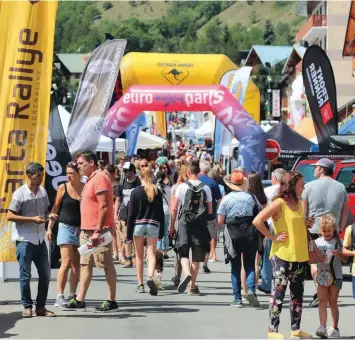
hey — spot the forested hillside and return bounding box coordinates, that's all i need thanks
[55,1,305,63]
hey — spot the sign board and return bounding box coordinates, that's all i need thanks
[272,89,281,117]
[265,139,281,161]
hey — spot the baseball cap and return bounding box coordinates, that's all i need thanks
[122,162,136,171]
[311,158,335,169]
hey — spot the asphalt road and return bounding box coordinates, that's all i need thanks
[1,245,355,339]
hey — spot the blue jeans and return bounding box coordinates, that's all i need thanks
[157,214,170,251]
[16,241,50,309]
[260,238,273,292]
[230,248,256,300]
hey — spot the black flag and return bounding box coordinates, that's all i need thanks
[302,45,338,152]
[45,96,73,207]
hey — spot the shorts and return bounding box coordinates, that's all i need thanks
[57,222,80,246]
[134,224,159,238]
[207,219,217,239]
[119,220,127,241]
[333,279,343,290]
[178,245,207,263]
[80,229,113,269]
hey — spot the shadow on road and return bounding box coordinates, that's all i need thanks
[0,312,21,338]
[55,313,144,319]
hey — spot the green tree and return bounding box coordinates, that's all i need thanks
[264,19,276,45]
[103,2,113,10]
[249,10,259,24]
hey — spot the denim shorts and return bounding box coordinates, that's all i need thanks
[57,222,80,246]
[133,224,159,238]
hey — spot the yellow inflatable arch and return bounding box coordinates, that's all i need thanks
[120,52,260,123]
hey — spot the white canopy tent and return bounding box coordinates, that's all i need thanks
[58,105,165,153]
[195,120,213,139]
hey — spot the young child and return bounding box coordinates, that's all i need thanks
[314,214,347,339]
[342,223,355,299]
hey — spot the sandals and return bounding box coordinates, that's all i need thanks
[35,308,56,317]
[22,308,33,318]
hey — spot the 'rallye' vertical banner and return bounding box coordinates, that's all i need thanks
[67,40,127,155]
[0,0,58,262]
[302,45,338,152]
[45,97,72,207]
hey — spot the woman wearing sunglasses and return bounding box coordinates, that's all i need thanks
[46,162,84,309]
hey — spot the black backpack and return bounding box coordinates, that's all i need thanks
[179,181,208,224]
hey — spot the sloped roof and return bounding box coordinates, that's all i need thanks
[56,53,89,74]
[282,45,307,74]
[245,45,293,67]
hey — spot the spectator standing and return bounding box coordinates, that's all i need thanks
[170,161,212,295]
[114,162,141,268]
[301,158,349,307]
[68,151,117,312]
[156,170,172,259]
[198,161,222,271]
[258,168,286,294]
[253,171,312,339]
[7,162,55,318]
[46,161,84,309]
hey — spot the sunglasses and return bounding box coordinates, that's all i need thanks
[68,161,77,167]
[140,164,148,168]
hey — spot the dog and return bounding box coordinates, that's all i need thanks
[154,250,164,290]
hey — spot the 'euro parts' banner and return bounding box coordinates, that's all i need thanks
[0,0,58,262]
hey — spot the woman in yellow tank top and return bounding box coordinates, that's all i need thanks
[253,171,314,340]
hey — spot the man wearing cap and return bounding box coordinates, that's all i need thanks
[7,162,54,318]
[301,157,349,307]
[114,162,141,268]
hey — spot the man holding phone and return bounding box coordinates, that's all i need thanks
[301,158,349,307]
[7,162,55,318]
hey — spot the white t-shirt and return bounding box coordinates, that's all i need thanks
[264,184,279,205]
[175,180,212,206]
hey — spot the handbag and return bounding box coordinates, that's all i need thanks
[307,230,325,264]
[315,242,338,287]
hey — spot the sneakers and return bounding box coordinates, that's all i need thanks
[147,278,158,296]
[310,293,319,307]
[316,326,327,339]
[67,298,86,311]
[171,275,180,287]
[177,274,192,293]
[136,284,145,293]
[68,293,77,301]
[327,327,340,338]
[203,265,211,274]
[54,295,69,309]
[290,330,313,339]
[230,299,242,308]
[242,294,249,304]
[246,293,261,308]
[268,332,286,339]
[188,286,200,296]
[94,300,118,313]
[122,261,133,268]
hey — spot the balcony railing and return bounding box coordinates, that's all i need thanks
[296,15,327,43]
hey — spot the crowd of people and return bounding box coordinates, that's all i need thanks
[6,151,355,339]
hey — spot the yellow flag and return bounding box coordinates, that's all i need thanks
[155,111,167,137]
[0,0,58,262]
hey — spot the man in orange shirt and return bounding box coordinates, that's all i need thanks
[68,151,118,312]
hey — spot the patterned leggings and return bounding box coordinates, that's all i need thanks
[269,256,307,332]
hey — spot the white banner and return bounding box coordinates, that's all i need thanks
[272,89,281,117]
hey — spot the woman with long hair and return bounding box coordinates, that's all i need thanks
[170,165,188,287]
[241,171,268,299]
[104,164,122,262]
[127,167,164,295]
[253,171,313,339]
[156,170,171,259]
[46,162,84,309]
[160,163,174,185]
